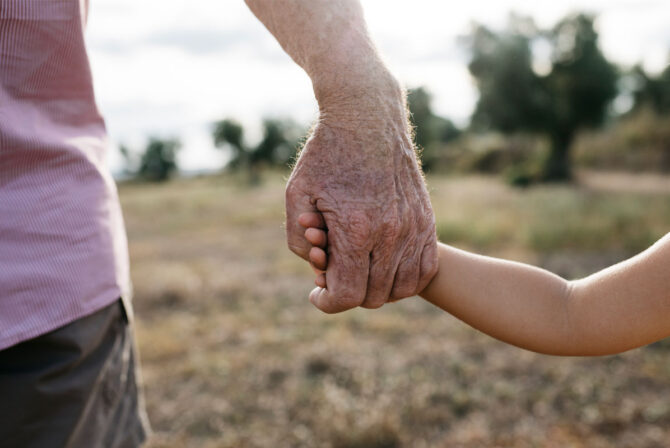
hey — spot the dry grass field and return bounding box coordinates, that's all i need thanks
[119,171,670,448]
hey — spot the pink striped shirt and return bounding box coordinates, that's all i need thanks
[0,0,131,350]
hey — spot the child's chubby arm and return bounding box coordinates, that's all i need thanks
[423,237,670,356]
[299,212,670,356]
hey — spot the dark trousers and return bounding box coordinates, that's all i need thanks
[0,300,150,448]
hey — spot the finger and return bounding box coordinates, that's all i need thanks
[298,212,326,229]
[286,185,317,261]
[390,245,421,301]
[310,264,324,276]
[309,224,370,313]
[417,238,439,294]
[304,228,327,248]
[360,248,397,309]
[315,274,326,288]
[309,246,328,271]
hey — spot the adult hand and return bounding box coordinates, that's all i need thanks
[244,0,438,313]
[285,78,438,313]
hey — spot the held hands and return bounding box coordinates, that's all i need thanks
[299,212,330,289]
[246,0,437,313]
[299,212,420,298]
[285,88,438,313]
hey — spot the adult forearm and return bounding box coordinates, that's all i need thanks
[244,0,403,120]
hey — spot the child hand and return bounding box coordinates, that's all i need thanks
[298,212,329,288]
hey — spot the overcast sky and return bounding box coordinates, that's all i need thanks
[86,0,670,173]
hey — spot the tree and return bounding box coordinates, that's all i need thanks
[253,118,302,166]
[407,87,461,171]
[212,117,303,183]
[137,137,181,182]
[213,119,246,170]
[630,63,670,115]
[466,13,618,181]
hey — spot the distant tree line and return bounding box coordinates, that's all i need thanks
[120,137,181,182]
[212,118,304,184]
[630,64,670,115]
[119,119,304,184]
[465,13,619,181]
[122,11,669,184]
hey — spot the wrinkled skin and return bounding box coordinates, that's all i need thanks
[243,0,437,313]
[285,90,438,313]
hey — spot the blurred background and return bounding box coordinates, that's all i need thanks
[89,0,670,446]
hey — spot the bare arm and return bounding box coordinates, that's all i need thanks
[246,1,438,313]
[421,234,670,356]
[244,0,398,105]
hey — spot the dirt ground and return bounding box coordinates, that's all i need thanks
[118,172,670,448]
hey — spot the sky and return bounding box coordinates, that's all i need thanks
[85,0,670,174]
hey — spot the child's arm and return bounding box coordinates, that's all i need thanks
[299,212,670,356]
[422,237,670,356]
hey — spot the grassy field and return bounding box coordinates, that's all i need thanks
[119,171,670,448]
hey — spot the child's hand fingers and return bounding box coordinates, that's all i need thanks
[298,212,326,229]
[304,228,327,248]
[309,246,327,271]
[299,213,329,280]
[315,273,326,288]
